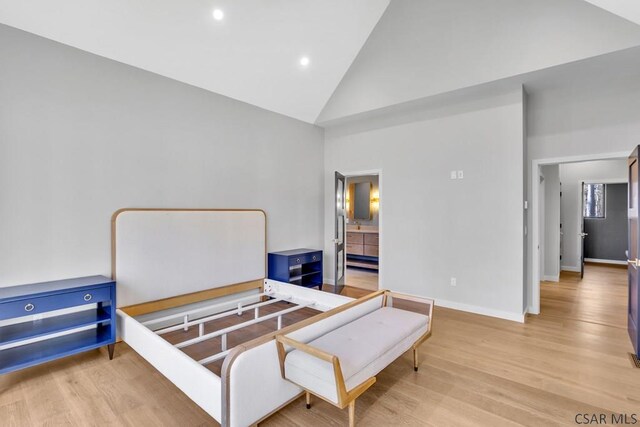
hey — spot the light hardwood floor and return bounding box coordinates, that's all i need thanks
[346,267,379,292]
[1,264,637,426]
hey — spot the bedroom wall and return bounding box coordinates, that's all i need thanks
[324,88,526,321]
[0,24,324,287]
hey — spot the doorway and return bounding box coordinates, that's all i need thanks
[532,153,629,314]
[338,172,381,291]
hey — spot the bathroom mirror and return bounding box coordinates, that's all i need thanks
[350,182,372,220]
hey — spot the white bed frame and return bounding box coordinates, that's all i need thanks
[112,209,351,427]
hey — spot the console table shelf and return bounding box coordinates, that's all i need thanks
[0,328,113,374]
[0,307,111,347]
[0,276,116,375]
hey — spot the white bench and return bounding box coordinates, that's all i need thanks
[276,290,433,426]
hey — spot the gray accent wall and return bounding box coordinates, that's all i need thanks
[558,160,627,270]
[584,183,628,261]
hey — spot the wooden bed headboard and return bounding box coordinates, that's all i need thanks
[111,209,266,313]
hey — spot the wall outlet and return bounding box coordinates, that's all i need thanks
[457,170,464,179]
[450,170,457,180]
[450,277,457,287]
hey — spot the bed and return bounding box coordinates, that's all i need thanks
[112,209,351,427]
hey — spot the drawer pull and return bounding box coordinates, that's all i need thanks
[296,258,301,263]
[312,256,317,261]
[83,294,93,302]
[24,303,35,312]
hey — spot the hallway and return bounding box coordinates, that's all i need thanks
[541,263,627,329]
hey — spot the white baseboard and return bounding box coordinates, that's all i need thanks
[561,265,580,272]
[527,305,540,315]
[542,274,559,282]
[435,298,525,323]
[324,278,335,286]
[584,258,626,266]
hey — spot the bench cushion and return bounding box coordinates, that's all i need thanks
[284,307,428,404]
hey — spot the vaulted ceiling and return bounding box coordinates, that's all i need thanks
[0,0,389,123]
[317,0,640,124]
[583,0,640,25]
[1,0,640,125]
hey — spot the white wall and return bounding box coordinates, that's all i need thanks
[324,89,526,321]
[541,165,560,281]
[526,72,640,310]
[0,24,324,287]
[318,0,640,123]
[558,160,627,271]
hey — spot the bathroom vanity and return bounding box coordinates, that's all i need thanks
[346,227,379,270]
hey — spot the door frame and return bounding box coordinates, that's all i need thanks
[539,171,545,281]
[340,168,383,290]
[530,151,628,315]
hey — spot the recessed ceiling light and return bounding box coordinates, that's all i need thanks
[299,56,310,67]
[212,9,224,21]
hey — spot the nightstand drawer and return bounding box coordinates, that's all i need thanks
[288,251,321,266]
[0,286,111,320]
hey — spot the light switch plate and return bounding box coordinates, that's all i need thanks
[450,170,457,180]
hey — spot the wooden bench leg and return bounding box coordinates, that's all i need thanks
[348,400,356,427]
[306,392,311,409]
[413,347,418,372]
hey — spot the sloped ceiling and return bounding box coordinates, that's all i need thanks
[317,0,640,125]
[583,0,640,25]
[0,0,389,123]
[2,0,640,126]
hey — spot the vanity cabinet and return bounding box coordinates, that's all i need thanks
[346,231,379,270]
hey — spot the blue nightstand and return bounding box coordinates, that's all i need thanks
[0,275,116,374]
[268,249,323,290]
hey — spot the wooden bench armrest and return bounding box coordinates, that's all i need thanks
[276,335,336,363]
[385,290,434,307]
[276,334,360,408]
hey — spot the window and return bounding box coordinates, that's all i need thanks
[583,183,605,218]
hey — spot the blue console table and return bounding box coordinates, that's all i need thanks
[0,275,116,374]
[268,249,323,290]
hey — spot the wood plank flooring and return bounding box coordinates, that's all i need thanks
[346,267,379,292]
[1,264,637,426]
